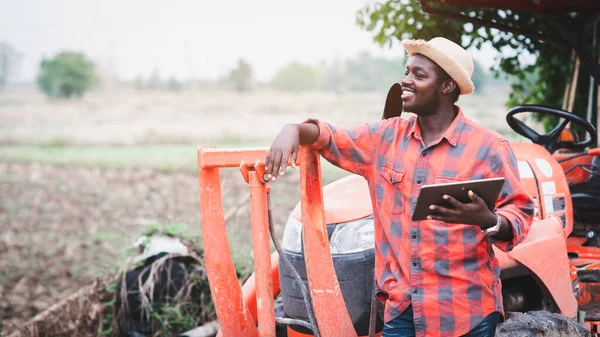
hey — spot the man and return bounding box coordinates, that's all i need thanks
[265,37,533,337]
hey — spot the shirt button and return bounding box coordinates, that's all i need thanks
[421,152,427,157]
[412,234,417,240]
[413,288,418,293]
[412,262,417,266]
[417,180,422,184]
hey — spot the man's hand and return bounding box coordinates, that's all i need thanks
[265,124,301,181]
[427,190,497,229]
[265,123,320,181]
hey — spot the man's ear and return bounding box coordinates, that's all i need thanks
[441,79,457,95]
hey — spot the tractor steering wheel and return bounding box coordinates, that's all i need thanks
[506,105,597,154]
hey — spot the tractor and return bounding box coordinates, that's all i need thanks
[197,1,600,336]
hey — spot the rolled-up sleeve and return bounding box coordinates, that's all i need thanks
[486,140,534,252]
[305,118,385,178]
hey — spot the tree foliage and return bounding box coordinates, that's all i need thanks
[342,52,406,92]
[167,75,183,92]
[357,0,598,132]
[0,42,22,89]
[274,53,487,93]
[37,52,98,98]
[272,62,320,92]
[146,68,163,90]
[228,59,253,92]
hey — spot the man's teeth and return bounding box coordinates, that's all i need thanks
[402,89,415,97]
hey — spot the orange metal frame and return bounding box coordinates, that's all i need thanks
[197,146,357,337]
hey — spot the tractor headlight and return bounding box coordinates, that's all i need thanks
[281,215,375,255]
[329,216,374,254]
[281,216,303,254]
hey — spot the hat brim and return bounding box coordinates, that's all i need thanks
[402,39,474,95]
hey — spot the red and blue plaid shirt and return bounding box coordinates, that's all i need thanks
[309,107,533,337]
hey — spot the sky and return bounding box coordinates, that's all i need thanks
[0,0,500,83]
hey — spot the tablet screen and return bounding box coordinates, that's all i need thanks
[411,177,505,221]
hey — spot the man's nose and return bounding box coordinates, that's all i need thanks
[401,75,412,87]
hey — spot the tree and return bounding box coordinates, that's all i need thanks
[357,0,598,132]
[37,52,98,98]
[146,68,163,90]
[471,60,486,93]
[0,42,22,89]
[133,75,145,90]
[321,57,345,93]
[272,62,320,92]
[167,75,183,92]
[320,50,484,93]
[343,52,405,92]
[228,59,253,92]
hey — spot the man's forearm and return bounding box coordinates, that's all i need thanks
[293,123,320,145]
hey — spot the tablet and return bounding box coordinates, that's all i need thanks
[411,177,505,221]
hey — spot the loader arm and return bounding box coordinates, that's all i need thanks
[197,146,358,337]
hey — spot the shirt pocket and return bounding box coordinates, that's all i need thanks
[378,165,405,215]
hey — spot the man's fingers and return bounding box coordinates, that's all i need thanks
[265,150,272,176]
[468,190,482,203]
[427,213,455,223]
[429,204,458,217]
[264,147,296,180]
[290,147,298,168]
[442,194,462,208]
[279,151,290,176]
[265,150,274,178]
[271,152,283,180]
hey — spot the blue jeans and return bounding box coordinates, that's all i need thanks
[382,305,500,337]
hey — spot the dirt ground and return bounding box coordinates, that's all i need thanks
[0,162,300,334]
[0,85,519,335]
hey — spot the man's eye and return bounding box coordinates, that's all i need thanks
[415,73,424,78]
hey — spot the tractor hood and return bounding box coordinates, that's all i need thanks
[291,174,373,225]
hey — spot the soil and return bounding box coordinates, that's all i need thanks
[0,162,299,335]
[0,86,543,336]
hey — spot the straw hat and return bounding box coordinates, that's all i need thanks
[401,37,475,95]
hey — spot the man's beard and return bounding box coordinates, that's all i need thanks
[404,92,441,116]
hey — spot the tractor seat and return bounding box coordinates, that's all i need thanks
[570,157,600,225]
[570,177,600,202]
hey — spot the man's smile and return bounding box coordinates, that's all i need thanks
[401,87,416,101]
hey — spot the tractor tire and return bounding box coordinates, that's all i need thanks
[274,294,288,337]
[496,311,590,337]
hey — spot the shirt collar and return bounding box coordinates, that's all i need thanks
[406,106,466,147]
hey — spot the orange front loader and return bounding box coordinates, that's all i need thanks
[197,146,359,337]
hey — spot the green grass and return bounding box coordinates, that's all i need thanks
[0,145,196,172]
[0,143,349,182]
[0,142,264,171]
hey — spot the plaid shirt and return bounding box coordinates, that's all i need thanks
[309,107,534,337]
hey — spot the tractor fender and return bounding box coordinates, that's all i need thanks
[502,215,577,318]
